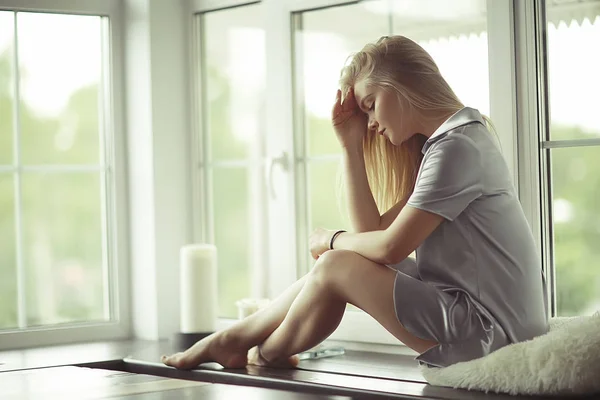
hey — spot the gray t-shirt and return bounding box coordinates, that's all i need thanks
[397,107,548,366]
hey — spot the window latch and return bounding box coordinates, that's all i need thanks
[266,151,289,200]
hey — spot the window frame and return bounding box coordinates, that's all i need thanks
[0,0,130,349]
[518,0,600,317]
[513,0,550,315]
[190,1,272,322]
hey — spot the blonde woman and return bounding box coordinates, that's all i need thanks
[162,36,548,370]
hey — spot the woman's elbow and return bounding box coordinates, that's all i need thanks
[380,240,407,265]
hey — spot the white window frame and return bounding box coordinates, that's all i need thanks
[513,0,550,314]
[189,1,272,325]
[515,0,600,318]
[191,0,522,345]
[0,0,130,349]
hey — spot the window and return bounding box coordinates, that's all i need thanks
[0,3,126,347]
[194,4,268,319]
[542,0,600,316]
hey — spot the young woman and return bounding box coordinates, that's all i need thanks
[162,35,548,370]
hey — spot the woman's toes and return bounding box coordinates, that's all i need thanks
[288,354,300,367]
[161,353,181,367]
[161,352,197,369]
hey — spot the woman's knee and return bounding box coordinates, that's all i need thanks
[311,250,354,290]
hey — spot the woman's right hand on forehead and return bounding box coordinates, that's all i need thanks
[331,88,368,150]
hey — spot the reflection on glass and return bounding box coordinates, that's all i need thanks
[551,146,600,316]
[22,173,105,326]
[546,7,600,316]
[17,12,101,164]
[204,6,265,161]
[392,0,489,115]
[297,1,388,156]
[0,175,17,329]
[308,162,350,233]
[0,11,14,164]
[213,167,252,318]
[548,16,600,140]
[308,161,354,310]
[202,5,265,318]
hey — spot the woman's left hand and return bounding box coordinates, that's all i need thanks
[309,228,335,260]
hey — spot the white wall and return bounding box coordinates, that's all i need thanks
[124,0,192,340]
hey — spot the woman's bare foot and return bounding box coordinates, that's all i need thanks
[161,331,248,370]
[247,346,299,368]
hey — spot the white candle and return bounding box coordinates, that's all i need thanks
[179,244,217,333]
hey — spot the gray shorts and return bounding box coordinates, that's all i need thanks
[389,259,509,368]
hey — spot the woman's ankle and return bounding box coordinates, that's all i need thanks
[217,328,250,351]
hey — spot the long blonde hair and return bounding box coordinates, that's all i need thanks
[339,35,465,213]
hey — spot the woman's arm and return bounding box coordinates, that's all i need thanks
[342,145,380,232]
[343,145,408,232]
[313,206,443,265]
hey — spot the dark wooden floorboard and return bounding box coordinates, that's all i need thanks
[0,366,350,400]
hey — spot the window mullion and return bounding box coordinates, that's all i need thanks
[291,11,310,278]
[487,0,519,188]
[11,11,26,330]
[99,16,112,321]
[514,0,553,317]
[191,15,209,244]
[199,15,214,246]
[535,0,556,318]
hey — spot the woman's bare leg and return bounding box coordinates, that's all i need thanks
[253,249,438,365]
[162,275,309,369]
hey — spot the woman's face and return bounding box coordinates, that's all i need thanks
[353,79,419,146]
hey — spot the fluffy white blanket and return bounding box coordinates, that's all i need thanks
[421,313,600,395]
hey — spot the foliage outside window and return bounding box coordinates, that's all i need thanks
[545,9,600,316]
[0,12,111,330]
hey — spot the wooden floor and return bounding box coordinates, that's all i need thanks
[1,340,596,399]
[1,366,352,400]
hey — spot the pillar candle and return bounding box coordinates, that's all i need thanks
[179,244,217,333]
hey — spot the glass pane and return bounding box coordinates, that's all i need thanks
[0,174,17,329]
[17,13,101,164]
[547,13,600,140]
[203,6,265,161]
[213,167,252,318]
[551,146,600,316]
[0,12,14,164]
[22,173,105,326]
[392,0,489,115]
[308,161,351,233]
[308,161,355,312]
[296,2,388,156]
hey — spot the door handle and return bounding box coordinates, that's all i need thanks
[266,151,289,199]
